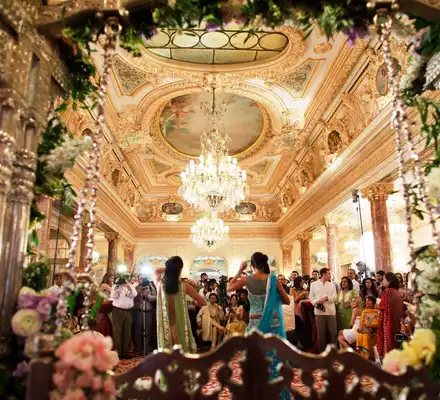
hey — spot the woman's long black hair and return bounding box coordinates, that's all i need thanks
[250,252,270,274]
[163,256,183,294]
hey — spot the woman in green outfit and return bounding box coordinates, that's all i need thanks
[337,276,357,330]
[156,256,205,353]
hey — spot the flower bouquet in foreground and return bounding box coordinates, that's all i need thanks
[50,332,119,400]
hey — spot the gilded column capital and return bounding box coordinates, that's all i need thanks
[322,215,340,227]
[124,244,136,252]
[296,232,313,242]
[105,232,120,242]
[360,182,394,201]
[280,243,293,252]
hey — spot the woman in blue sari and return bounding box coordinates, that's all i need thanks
[228,252,290,398]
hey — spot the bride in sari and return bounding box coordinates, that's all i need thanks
[156,256,205,353]
[227,252,290,398]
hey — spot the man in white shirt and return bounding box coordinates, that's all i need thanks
[347,268,360,292]
[48,273,64,297]
[110,279,137,358]
[309,267,337,353]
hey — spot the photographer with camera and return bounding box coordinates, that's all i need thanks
[133,274,158,355]
[309,267,337,353]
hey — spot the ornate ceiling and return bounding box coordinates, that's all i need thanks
[61,21,416,242]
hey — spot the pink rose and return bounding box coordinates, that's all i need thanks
[91,375,103,391]
[76,372,92,388]
[103,377,116,395]
[36,298,53,321]
[64,388,86,400]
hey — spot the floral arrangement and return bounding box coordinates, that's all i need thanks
[11,287,59,337]
[383,329,438,377]
[50,332,119,400]
[22,261,51,292]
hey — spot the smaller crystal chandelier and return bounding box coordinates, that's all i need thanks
[344,225,360,255]
[191,212,229,250]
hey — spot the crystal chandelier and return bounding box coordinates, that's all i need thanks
[179,83,247,213]
[191,212,230,250]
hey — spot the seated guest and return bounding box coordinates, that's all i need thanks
[356,296,379,360]
[238,289,250,324]
[338,296,362,349]
[197,293,225,350]
[224,294,247,339]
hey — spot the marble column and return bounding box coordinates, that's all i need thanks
[34,195,53,256]
[361,183,394,272]
[280,244,293,273]
[124,244,136,273]
[105,232,120,274]
[0,149,35,357]
[324,217,340,281]
[297,232,313,276]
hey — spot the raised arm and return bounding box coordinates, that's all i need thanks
[276,279,290,305]
[227,261,248,292]
[185,282,206,307]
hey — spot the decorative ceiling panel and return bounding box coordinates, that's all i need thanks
[143,29,288,65]
[159,92,264,157]
[112,55,149,94]
[276,60,320,97]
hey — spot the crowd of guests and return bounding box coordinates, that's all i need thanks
[281,267,415,360]
[48,263,416,362]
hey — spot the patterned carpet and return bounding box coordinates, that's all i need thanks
[116,352,375,398]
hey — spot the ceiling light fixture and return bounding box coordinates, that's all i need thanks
[179,81,247,213]
[191,212,229,250]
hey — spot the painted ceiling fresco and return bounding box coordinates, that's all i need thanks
[159,92,264,156]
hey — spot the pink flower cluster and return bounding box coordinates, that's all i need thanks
[50,332,119,400]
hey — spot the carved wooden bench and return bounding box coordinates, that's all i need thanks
[27,332,440,399]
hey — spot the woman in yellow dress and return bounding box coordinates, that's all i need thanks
[356,295,379,360]
[224,294,247,339]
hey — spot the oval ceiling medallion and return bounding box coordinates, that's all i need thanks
[159,92,264,157]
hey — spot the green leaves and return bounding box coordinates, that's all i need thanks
[22,261,51,293]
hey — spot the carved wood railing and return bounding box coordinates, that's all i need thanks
[114,332,440,400]
[26,332,440,399]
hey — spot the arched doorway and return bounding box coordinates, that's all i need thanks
[189,256,227,281]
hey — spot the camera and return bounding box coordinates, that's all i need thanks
[315,302,326,312]
[395,332,408,344]
[141,277,150,288]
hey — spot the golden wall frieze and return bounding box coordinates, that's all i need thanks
[135,196,282,223]
[302,39,368,137]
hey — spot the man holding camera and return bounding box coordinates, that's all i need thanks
[133,274,157,355]
[309,267,337,353]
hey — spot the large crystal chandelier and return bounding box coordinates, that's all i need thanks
[191,212,229,250]
[179,83,247,213]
